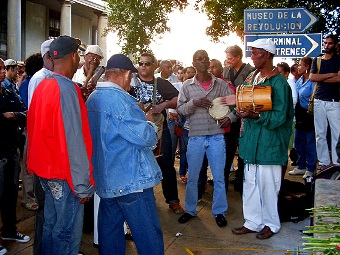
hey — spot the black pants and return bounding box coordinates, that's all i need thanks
[0,149,20,237]
[159,127,180,204]
[33,175,45,255]
[224,120,244,193]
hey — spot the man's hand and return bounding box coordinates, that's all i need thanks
[150,104,165,114]
[79,197,92,204]
[220,95,236,106]
[236,108,260,119]
[218,117,231,128]
[2,112,17,120]
[193,97,212,108]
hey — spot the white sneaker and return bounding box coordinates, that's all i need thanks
[288,168,306,175]
[2,232,30,243]
[0,245,7,255]
[303,171,313,179]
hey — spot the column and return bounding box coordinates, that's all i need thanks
[59,0,73,36]
[97,13,108,63]
[7,0,21,60]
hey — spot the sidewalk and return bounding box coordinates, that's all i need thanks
[1,160,309,255]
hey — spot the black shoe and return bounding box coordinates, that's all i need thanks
[215,214,227,227]
[93,243,99,249]
[178,213,195,224]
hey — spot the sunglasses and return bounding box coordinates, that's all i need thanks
[138,61,153,66]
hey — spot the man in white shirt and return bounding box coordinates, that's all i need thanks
[155,60,178,84]
[72,45,104,86]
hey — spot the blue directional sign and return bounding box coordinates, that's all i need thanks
[245,33,322,58]
[244,8,318,34]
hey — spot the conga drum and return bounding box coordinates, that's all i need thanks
[236,85,272,112]
[209,97,231,123]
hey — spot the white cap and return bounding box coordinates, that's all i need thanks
[248,38,276,55]
[85,45,104,59]
[41,39,54,57]
[4,59,17,66]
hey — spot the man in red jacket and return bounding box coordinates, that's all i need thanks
[27,35,94,255]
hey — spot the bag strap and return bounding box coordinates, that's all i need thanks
[230,63,246,84]
[310,57,322,100]
[152,77,157,105]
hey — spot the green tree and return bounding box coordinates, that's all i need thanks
[104,0,339,57]
[105,0,188,57]
[197,0,340,42]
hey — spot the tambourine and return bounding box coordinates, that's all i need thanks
[209,97,230,122]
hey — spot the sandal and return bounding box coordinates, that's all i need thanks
[21,202,39,211]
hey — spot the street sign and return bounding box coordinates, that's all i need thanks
[244,8,318,34]
[245,33,322,58]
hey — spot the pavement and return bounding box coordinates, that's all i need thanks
[1,159,310,255]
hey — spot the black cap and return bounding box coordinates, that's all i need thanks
[50,35,85,59]
[106,54,138,73]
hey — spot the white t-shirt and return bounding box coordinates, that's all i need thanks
[27,67,52,108]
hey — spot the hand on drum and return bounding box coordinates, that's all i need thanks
[193,97,212,108]
[218,117,231,128]
[220,95,236,106]
[236,108,260,119]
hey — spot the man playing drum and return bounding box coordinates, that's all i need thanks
[177,50,236,227]
[232,38,294,239]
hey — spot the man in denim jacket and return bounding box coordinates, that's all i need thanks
[86,54,164,255]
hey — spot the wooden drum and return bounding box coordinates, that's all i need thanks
[236,85,272,112]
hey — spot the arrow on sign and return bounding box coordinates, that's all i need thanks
[244,8,318,34]
[304,34,319,56]
[303,10,318,33]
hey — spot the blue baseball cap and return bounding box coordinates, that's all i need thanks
[106,54,138,73]
[50,35,85,59]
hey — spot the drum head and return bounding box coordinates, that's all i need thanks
[209,97,230,120]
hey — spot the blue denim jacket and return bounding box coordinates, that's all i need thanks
[86,82,162,198]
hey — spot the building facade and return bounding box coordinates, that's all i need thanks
[1,0,108,62]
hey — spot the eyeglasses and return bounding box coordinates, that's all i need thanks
[138,61,153,66]
[87,55,101,63]
[195,56,209,62]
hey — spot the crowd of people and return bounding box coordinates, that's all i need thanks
[0,33,339,255]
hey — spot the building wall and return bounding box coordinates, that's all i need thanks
[71,14,92,46]
[25,1,47,58]
[23,0,106,60]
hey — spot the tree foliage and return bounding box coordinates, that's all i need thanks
[197,0,340,42]
[104,0,339,57]
[104,0,188,56]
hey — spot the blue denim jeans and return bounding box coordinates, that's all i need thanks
[98,188,164,255]
[185,134,228,217]
[167,118,178,163]
[295,128,317,172]
[40,178,84,255]
[179,129,189,177]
